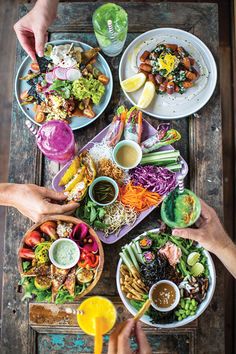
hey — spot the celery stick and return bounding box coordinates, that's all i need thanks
[125,245,140,271]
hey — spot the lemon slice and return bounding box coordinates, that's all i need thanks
[121,73,146,92]
[187,252,200,266]
[137,81,156,109]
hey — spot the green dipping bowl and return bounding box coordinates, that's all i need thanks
[161,188,201,229]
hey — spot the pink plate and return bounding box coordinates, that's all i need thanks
[52,119,188,244]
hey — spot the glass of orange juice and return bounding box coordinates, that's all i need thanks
[77,296,117,354]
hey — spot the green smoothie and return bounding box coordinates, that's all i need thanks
[161,188,201,228]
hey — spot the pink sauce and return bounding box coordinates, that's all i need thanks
[37,121,75,163]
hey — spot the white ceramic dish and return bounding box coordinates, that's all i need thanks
[49,238,80,269]
[113,140,142,170]
[119,28,217,119]
[116,228,216,328]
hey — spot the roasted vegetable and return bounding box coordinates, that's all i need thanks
[24,230,43,248]
[34,276,52,291]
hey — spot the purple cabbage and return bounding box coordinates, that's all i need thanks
[129,165,177,196]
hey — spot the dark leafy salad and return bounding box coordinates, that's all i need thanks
[19,220,101,304]
[139,43,199,95]
[20,43,110,124]
[119,226,210,324]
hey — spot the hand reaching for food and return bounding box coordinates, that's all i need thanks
[108,319,152,354]
[0,183,78,222]
[14,0,59,60]
[172,199,236,278]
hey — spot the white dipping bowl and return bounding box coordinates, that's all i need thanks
[149,280,180,312]
[113,140,142,170]
[49,238,80,269]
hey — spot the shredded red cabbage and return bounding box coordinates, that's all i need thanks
[129,165,177,196]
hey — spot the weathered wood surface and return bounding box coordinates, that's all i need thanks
[1,2,223,354]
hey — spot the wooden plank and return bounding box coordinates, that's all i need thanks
[1,2,223,354]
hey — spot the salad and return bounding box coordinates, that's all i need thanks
[19,219,102,304]
[118,226,212,325]
[121,43,200,109]
[19,43,110,123]
[54,106,183,238]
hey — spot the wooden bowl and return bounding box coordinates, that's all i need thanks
[18,215,104,300]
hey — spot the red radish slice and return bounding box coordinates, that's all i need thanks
[45,71,55,84]
[66,68,82,81]
[54,67,68,80]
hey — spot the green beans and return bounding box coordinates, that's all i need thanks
[175,297,198,321]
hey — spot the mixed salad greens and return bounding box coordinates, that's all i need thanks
[19,220,101,304]
[20,43,109,123]
[119,227,210,324]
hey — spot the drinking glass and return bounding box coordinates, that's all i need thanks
[92,3,128,57]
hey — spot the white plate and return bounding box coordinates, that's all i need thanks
[116,229,216,328]
[119,28,217,119]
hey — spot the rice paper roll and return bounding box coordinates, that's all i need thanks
[124,107,143,144]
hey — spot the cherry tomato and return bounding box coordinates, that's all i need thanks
[19,248,35,260]
[35,111,45,123]
[20,90,29,101]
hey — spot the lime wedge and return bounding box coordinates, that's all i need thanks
[187,252,200,266]
[191,262,204,277]
[137,81,156,108]
[121,73,146,92]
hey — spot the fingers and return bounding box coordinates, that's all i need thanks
[14,28,36,60]
[48,202,79,215]
[108,322,125,354]
[199,199,214,220]
[43,188,67,201]
[35,28,46,57]
[172,227,201,241]
[135,322,152,354]
[117,319,135,351]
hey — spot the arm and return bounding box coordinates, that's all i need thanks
[172,199,236,278]
[14,0,59,59]
[0,183,78,222]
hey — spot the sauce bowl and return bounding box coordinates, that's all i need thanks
[49,238,80,269]
[89,176,119,206]
[113,140,142,170]
[149,280,180,312]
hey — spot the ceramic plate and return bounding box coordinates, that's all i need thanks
[116,229,216,328]
[119,28,217,119]
[52,119,188,244]
[15,40,113,130]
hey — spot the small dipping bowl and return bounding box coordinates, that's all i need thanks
[149,280,180,312]
[113,140,142,170]
[49,238,80,269]
[89,176,119,207]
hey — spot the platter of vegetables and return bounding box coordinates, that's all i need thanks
[15,40,113,130]
[52,105,188,244]
[116,227,216,328]
[18,215,104,304]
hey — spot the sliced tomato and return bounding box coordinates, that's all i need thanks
[35,111,46,123]
[24,230,42,248]
[31,62,40,72]
[34,276,52,290]
[19,248,35,260]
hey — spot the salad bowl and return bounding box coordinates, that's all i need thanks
[15,40,113,130]
[18,215,104,303]
[116,228,216,328]
[119,28,217,119]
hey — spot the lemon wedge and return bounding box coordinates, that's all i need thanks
[121,73,146,92]
[137,81,156,108]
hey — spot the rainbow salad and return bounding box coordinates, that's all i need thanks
[19,43,109,124]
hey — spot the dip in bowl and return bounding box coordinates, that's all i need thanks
[49,238,80,269]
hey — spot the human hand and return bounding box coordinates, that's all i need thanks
[108,319,152,354]
[10,184,78,222]
[172,199,231,255]
[14,0,58,60]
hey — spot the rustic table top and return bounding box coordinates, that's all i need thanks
[1,2,224,354]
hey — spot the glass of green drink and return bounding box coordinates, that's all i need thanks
[92,3,128,57]
[161,188,201,229]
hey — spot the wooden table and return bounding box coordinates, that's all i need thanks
[1,2,224,353]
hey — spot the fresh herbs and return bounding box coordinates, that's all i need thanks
[49,79,72,99]
[75,197,107,230]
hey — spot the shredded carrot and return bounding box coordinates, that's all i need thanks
[119,182,162,212]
